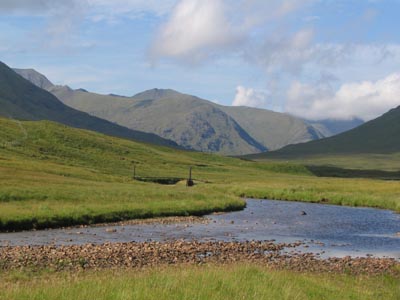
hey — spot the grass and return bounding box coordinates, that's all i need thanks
[1,264,399,300]
[251,153,400,171]
[0,117,400,231]
[1,118,399,298]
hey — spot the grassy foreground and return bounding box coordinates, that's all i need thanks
[0,117,399,230]
[1,265,399,300]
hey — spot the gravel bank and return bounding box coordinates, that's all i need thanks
[1,241,398,276]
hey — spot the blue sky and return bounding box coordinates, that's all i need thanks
[1,0,400,121]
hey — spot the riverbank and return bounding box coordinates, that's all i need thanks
[1,241,399,276]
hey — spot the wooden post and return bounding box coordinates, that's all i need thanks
[133,165,136,180]
[187,166,194,187]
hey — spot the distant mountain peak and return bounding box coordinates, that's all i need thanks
[132,88,185,100]
[13,68,54,90]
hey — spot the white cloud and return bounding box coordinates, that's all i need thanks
[247,29,317,75]
[150,0,239,63]
[232,86,268,108]
[150,0,311,63]
[286,73,400,121]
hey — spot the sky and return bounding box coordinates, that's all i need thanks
[1,0,400,121]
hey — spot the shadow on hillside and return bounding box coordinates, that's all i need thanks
[306,166,400,181]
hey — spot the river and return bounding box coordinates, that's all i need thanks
[1,200,399,259]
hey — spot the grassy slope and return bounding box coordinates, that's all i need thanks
[252,153,400,171]
[1,117,400,231]
[248,106,400,159]
[1,265,399,300]
[0,61,178,148]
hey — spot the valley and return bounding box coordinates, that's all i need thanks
[1,64,399,300]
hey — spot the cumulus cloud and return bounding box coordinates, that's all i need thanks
[232,86,268,108]
[285,73,400,121]
[150,0,239,63]
[150,0,310,63]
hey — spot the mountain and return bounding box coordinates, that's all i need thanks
[50,87,267,155]
[220,106,325,151]
[13,68,54,90]
[16,68,364,155]
[248,106,400,158]
[49,86,328,155]
[45,85,328,154]
[306,118,364,137]
[0,62,178,148]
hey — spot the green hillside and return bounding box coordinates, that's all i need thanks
[1,116,400,231]
[0,62,178,148]
[248,106,400,159]
[0,117,246,230]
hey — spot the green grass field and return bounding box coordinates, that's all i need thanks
[1,264,399,300]
[1,118,400,299]
[1,117,400,230]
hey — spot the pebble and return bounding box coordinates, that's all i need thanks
[0,240,398,276]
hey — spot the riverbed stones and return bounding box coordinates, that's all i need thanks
[0,240,398,276]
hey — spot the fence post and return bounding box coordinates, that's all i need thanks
[187,166,194,187]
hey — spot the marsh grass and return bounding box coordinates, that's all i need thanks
[1,265,399,300]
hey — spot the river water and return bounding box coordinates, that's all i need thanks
[1,200,399,259]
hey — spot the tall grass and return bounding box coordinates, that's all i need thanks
[1,265,399,300]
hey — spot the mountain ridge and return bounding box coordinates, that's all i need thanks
[15,68,366,155]
[0,62,179,148]
[48,86,329,155]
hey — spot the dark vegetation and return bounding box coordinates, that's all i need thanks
[306,166,400,180]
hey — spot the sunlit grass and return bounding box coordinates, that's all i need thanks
[1,265,399,300]
[0,118,399,231]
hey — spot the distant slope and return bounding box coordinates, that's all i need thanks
[17,68,363,155]
[306,118,364,137]
[0,62,178,148]
[47,86,326,155]
[220,106,325,151]
[248,106,400,158]
[51,87,266,155]
[13,68,54,90]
